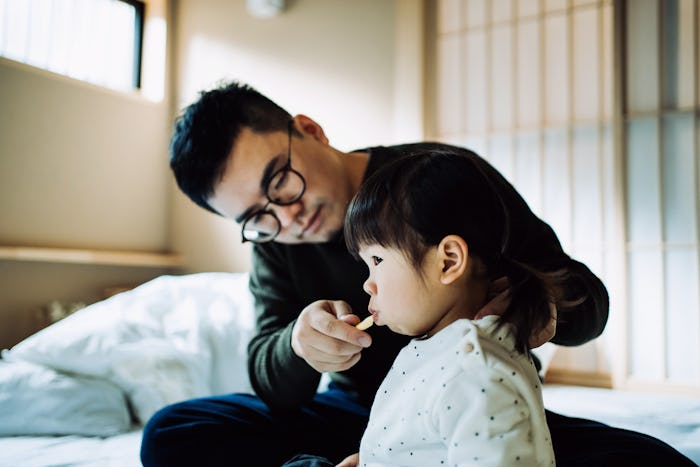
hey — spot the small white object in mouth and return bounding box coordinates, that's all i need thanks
[355,315,374,330]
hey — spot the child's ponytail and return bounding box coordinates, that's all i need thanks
[497,255,565,353]
[471,157,567,353]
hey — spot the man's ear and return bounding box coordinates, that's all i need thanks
[293,114,329,145]
[437,235,469,285]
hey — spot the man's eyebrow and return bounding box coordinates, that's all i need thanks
[234,205,256,224]
[234,155,282,223]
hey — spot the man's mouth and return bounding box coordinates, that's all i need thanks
[300,205,322,237]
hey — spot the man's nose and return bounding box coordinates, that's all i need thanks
[273,201,304,227]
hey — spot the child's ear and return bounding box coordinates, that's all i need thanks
[437,235,469,285]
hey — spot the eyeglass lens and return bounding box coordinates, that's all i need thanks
[267,169,305,204]
[241,121,307,243]
[242,169,305,242]
[242,211,281,242]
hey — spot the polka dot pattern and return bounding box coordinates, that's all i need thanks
[358,316,555,466]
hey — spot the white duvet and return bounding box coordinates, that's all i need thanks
[0,272,256,435]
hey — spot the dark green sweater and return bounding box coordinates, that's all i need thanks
[247,143,609,411]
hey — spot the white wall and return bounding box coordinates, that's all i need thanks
[170,0,424,273]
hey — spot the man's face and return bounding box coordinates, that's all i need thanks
[208,121,355,244]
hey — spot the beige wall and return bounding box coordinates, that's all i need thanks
[0,60,171,250]
[170,0,424,273]
[0,59,173,347]
[0,0,424,348]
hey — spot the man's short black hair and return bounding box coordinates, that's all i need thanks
[169,81,292,214]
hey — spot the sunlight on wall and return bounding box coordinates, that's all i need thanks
[181,34,394,152]
[141,13,166,101]
[169,0,426,274]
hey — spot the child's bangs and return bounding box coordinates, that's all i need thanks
[345,179,399,258]
[345,158,426,265]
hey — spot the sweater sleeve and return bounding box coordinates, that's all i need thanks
[246,243,321,411]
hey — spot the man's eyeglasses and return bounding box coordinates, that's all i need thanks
[241,120,306,243]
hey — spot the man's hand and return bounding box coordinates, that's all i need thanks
[336,452,359,467]
[529,301,557,348]
[291,300,372,373]
[473,277,557,348]
[473,276,511,319]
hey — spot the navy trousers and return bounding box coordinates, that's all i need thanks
[140,385,695,467]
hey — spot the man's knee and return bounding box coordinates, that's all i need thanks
[140,402,189,466]
[140,394,273,467]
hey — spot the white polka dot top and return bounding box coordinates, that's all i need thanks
[358,315,555,466]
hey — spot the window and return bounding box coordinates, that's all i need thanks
[427,0,700,393]
[0,0,145,92]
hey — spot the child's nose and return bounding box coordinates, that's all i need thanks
[363,277,376,296]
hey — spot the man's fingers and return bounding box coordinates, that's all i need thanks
[291,300,372,373]
[474,288,511,319]
[336,452,360,467]
[312,305,371,348]
[529,302,557,348]
[487,276,510,297]
[474,280,557,348]
[306,326,365,358]
[327,300,354,319]
[304,346,362,373]
[339,314,361,327]
[306,343,362,365]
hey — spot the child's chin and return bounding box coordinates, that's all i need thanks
[388,324,417,337]
[385,323,398,333]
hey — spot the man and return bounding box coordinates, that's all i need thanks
[141,81,693,466]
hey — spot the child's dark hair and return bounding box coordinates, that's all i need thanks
[344,150,566,352]
[169,81,292,215]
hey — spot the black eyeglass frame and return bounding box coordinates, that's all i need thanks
[240,120,306,243]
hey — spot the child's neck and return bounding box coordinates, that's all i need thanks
[424,279,489,338]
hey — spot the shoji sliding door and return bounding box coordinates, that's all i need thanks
[623,0,700,392]
[427,0,700,393]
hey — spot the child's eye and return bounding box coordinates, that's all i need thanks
[371,256,383,266]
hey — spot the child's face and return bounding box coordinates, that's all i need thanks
[359,243,444,337]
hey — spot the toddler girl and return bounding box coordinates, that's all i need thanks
[343,150,563,466]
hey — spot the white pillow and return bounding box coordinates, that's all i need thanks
[0,360,131,436]
[2,272,256,424]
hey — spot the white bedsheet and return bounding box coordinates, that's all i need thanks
[0,386,698,466]
[543,385,700,465]
[0,429,142,467]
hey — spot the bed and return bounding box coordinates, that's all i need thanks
[1,272,698,466]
